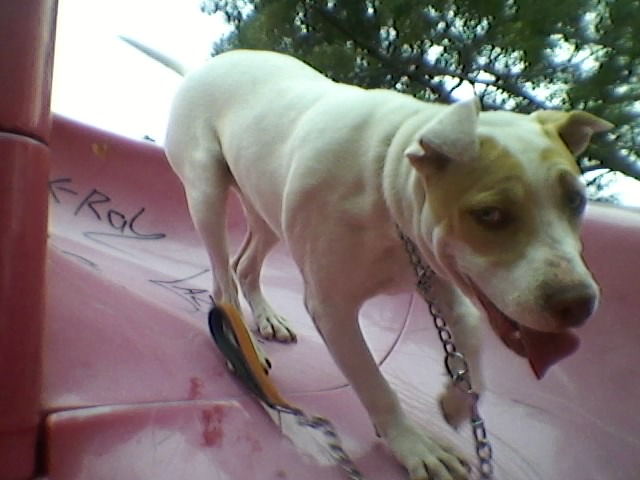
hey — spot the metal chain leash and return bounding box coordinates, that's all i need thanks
[275,405,365,479]
[398,228,495,479]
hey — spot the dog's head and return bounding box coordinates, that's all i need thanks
[405,98,613,378]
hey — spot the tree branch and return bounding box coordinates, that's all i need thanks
[309,4,557,112]
[477,65,553,110]
[590,139,640,179]
[309,5,455,101]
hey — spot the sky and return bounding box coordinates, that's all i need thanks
[52,0,230,142]
[52,0,639,207]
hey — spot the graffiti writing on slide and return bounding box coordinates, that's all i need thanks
[61,250,101,270]
[49,243,101,270]
[49,177,166,252]
[150,269,214,312]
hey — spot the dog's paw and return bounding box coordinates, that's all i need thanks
[385,416,469,480]
[256,309,297,343]
[439,383,475,430]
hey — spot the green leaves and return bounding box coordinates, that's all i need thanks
[201,0,640,183]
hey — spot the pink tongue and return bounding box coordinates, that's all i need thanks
[477,287,581,379]
[518,326,580,379]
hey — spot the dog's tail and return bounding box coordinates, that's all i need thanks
[119,36,188,76]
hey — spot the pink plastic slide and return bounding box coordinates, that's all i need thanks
[42,114,640,480]
[1,2,638,479]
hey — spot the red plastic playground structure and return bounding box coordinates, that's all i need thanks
[1,2,639,479]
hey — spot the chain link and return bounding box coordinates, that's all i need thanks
[398,227,494,479]
[275,405,365,479]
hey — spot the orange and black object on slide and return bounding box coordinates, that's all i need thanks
[207,303,300,414]
[207,303,365,480]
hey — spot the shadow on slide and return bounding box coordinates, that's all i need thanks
[44,115,640,479]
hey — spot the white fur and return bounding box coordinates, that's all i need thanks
[137,47,606,480]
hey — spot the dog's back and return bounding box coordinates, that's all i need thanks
[164,50,339,208]
[165,50,333,160]
[164,49,427,235]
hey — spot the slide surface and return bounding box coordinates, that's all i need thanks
[44,115,640,479]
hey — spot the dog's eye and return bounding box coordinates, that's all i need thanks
[567,191,587,215]
[471,206,512,230]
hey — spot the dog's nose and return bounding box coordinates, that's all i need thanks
[545,286,597,328]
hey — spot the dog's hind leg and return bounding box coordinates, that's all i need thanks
[173,148,273,370]
[232,206,297,342]
[169,143,240,310]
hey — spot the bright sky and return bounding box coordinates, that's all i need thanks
[52,0,639,207]
[52,0,229,142]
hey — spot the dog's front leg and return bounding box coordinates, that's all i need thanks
[305,292,469,480]
[429,276,486,429]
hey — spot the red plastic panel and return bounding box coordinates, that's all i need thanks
[0,0,57,142]
[43,115,640,479]
[47,399,395,480]
[0,134,49,480]
[0,2,57,477]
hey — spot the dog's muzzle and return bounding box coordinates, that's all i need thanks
[471,283,581,379]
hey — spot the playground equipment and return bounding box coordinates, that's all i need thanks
[1,2,639,478]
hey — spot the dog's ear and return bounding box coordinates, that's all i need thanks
[405,97,481,175]
[532,110,614,156]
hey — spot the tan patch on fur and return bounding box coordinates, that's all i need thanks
[539,121,584,174]
[423,135,580,263]
[539,135,588,228]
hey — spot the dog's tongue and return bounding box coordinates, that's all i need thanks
[517,326,580,379]
[484,300,580,379]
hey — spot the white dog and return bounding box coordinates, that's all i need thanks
[124,41,612,480]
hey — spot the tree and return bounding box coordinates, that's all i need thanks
[201,0,640,190]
